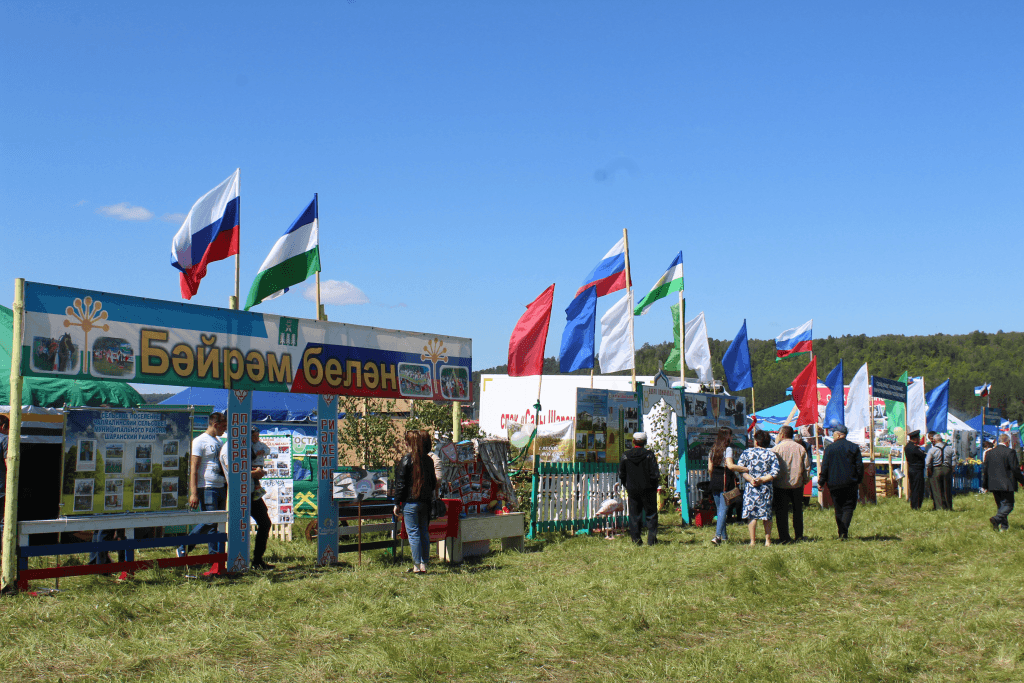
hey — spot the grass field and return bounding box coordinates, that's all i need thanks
[2,493,1023,683]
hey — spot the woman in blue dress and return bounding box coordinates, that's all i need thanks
[737,429,781,546]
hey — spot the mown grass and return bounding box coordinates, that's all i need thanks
[2,493,1024,682]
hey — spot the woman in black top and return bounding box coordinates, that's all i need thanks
[707,427,748,545]
[394,430,437,574]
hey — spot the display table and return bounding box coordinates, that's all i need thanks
[439,512,525,563]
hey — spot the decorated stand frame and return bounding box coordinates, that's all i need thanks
[2,280,471,590]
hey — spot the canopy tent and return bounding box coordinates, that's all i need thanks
[0,304,144,408]
[965,412,1001,438]
[159,387,322,422]
[750,400,797,432]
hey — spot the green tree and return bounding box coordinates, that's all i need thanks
[406,400,486,442]
[336,397,402,468]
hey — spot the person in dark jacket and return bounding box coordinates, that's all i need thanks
[818,423,864,539]
[394,430,437,574]
[982,434,1024,531]
[618,431,660,546]
[904,430,928,510]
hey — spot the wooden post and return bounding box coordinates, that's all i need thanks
[452,402,461,442]
[1,279,25,591]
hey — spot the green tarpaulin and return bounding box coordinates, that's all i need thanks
[0,304,144,408]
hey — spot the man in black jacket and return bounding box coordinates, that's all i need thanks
[619,432,659,546]
[904,430,928,510]
[982,434,1024,531]
[818,424,864,539]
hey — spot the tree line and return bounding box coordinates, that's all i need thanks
[473,330,1024,423]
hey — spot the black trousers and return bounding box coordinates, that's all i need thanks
[252,497,272,563]
[830,485,858,539]
[908,467,925,509]
[626,489,658,546]
[930,466,953,510]
[772,487,804,541]
[992,491,1014,529]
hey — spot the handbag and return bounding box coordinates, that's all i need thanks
[721,467,742,503]
[430,497,447,520]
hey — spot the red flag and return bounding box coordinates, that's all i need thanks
[508,284,555,377]
[791,356,819,427]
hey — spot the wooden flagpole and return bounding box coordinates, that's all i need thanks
[621,228,636,385]
[2,279,25,591]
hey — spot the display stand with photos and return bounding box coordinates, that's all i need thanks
[331,464,397,563]
[14,406,231,589]
[2,279,472,592]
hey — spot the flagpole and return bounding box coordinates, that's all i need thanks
[232,171,240,310]
[621,228,635,385]
[315,193,322,320]
[316,272,322,320]
[678,291,685,389]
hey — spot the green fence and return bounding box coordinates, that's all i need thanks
[530,462,624,535]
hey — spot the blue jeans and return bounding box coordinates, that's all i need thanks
[713,492,728,540]
[403,502,431,567]
[178,486,226,555]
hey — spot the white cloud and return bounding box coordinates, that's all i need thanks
[303,280,370,306]
[97,202,154,221]
[75,200,88,207]
[161,212,187,223]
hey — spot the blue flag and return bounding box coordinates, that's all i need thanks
[558,287,597,373]
[823,360,844,429]
[721,319,753,391]
[926,379,949,433]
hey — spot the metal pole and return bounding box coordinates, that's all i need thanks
[2,278,26,592]
[621,228,636,385]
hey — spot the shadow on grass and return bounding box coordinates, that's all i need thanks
[855,534,902,542]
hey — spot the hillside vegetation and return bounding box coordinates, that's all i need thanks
[474,330,1024,422]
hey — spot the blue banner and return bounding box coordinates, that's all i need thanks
[226,390,253,572]
[316,395,339,566]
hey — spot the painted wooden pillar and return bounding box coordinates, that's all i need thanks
[226,390,253,572]
[316,395,339,566]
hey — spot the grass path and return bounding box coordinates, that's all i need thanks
[2,493,1023,682]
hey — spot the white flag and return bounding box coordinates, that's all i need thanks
[844,363,870,443]
[684,311,713,384]
[598,292,634,374]
[907,378,927,434]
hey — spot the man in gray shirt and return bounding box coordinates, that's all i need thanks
[925,431,954,511]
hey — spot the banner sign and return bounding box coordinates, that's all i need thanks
[984,408,1002,426]
[683,393,747,461]
[226,390,253,572]
[641,385,683,416]
[316,395,339,566]
[574,388,639,464]
[871,376,908,403]
[254,424,316,523]
[505,420,575,464]
[62,408,193,516]
[21,282,472,400]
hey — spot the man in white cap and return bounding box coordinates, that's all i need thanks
[618,431,660,546]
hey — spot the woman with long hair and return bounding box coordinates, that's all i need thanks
[707,426,748,546]
[394,430,437,574]
[737,429,781,546]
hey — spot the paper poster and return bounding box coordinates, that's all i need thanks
[683,392,747,461]
[263,479,295,524]
[332,467,389,500]
[61,408,193,516]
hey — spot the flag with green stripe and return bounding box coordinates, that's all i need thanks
[634,251,683,316]
[245,195,321,310]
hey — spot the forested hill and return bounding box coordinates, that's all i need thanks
[473,331,1024,423]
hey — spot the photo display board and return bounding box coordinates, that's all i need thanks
[62,408,193,515]
[254,424,318,524]
[332,467,389,500]
[574,388,639,463]
[683,393,747,462]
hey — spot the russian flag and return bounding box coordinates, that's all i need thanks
[171,169,240,299]
[775,319,812,360]
[576,237,627,297]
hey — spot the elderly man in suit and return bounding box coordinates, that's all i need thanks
[982,434,1024,532]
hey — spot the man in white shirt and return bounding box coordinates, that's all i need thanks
[177,412,227,564]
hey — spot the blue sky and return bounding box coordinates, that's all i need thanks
[2,1,1021,390]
